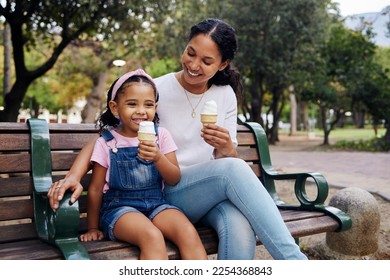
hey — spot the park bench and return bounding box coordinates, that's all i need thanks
[0,119,351,260]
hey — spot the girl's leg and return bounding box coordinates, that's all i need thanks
[153,209,207,260]
[164,158,307,260]
[201,201,256,260]
[113,212,168,260]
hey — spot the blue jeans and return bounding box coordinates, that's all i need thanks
[164,158,307,260]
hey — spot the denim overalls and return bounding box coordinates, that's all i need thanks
[99,129,178,240]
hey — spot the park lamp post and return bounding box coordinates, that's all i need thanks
[112,59,126,76]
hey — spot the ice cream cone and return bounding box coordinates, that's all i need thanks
[201,113,218,126]
[138,132,155,142]
[138,121,156,142]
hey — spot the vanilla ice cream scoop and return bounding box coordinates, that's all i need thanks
[201,100,218,125]
[201,100,218,114]
[138,121,156,141]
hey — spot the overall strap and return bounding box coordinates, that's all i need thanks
[154,123,159,136]
[101,130,115,142]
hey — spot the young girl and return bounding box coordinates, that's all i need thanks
[79,69,207,260]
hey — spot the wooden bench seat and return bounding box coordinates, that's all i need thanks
[0,119,351,260]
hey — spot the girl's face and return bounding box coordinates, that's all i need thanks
[181,34,229,92]
[109,82,157,137]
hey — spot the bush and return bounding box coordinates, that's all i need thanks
[333,138,390,152]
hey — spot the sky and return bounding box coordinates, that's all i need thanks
[334,0,389,16]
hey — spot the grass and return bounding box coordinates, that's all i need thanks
[279,126,389,152]
[314,127,386,141]
[279,126,385,141]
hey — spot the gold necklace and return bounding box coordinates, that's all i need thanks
[180,74,207,118]
[183,88,206,118]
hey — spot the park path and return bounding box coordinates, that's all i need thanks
[269,134,390,201]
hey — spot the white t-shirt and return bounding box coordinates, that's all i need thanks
[154,73,238,168]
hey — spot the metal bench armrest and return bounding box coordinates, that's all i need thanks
[244,122,351,232]
[28,118,90,259]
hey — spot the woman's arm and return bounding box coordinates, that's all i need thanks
[201,88,238,158]
[48,134,98,210]
[201,124,238,158]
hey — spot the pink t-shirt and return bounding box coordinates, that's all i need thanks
[91,127,177,193]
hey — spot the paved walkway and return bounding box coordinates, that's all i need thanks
[269,134,390,201]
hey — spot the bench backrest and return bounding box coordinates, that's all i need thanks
[0,122,262,244]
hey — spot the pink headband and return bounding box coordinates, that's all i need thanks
[111,68,155,101]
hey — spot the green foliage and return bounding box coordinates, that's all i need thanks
[147,58,179,78]
[0,0,170,121]
[23,0,134,49]
[374,47,390,78]
[298,21,390,145]
[333,138,390,152]
[149,0,211,60]
[19,43,96,113]
[225,0,332,140]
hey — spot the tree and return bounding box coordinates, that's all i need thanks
[357,61,390,149]
[0,0,155,122]
[146,0,229,78]
[77,1,170,123]
[301,23,385,145]
[226,0,331,144]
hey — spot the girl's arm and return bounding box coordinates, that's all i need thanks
[80,163,106,242]
[48,135,98,210]
[154,151,181,185]
[138,142,181,185]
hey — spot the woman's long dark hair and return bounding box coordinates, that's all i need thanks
[97,75,159,132]
[188,18,243,102]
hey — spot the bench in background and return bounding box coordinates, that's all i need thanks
[0,119,351,259]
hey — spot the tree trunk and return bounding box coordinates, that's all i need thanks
[383,119,390,150]
[320,106,330,145]
[250,75,263,126]
[268,87,285,144]
[354,110,365,128]
[3,22,12,97]
[301,102,309,131]
[81,71,110,123]
[289,86,297,136]
[0,79,30,122]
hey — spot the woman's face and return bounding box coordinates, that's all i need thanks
[181,34,229,92]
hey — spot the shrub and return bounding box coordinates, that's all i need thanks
[333,138,390,152]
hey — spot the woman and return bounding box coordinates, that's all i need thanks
[48,18,307,260]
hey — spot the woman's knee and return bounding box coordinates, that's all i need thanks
[216,158,256,181]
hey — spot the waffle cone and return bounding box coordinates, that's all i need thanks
[200,114,218,125]
[138,132,156,142]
